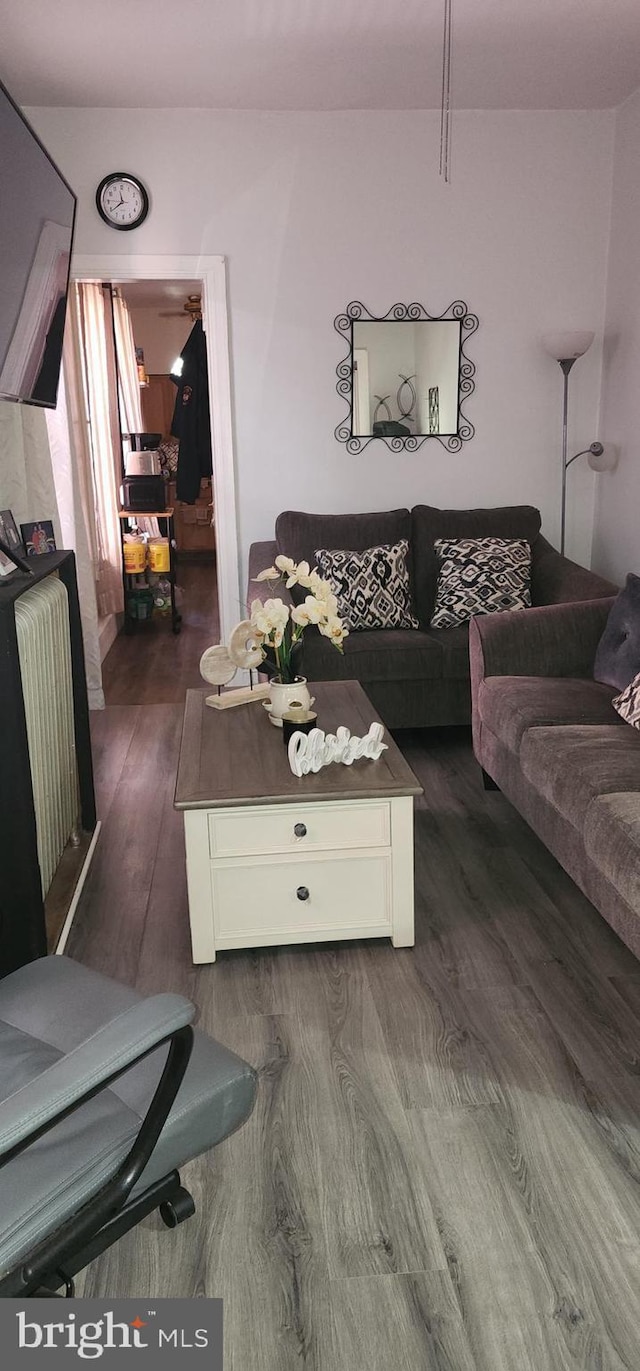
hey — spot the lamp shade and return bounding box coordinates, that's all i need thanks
[588,442,618,473]
[542,330,595,362]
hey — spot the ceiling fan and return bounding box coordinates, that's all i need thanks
[159,293,202,321]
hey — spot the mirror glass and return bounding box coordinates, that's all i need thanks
[334,301,478,453]
[352,320,461,438]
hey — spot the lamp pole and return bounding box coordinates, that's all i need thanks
[559,358,576,557]
[542,331,595,556]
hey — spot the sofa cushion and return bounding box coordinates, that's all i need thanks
[594,573,640,690]
[520,724,640,829]
[301,626,442,683]
[314,540,419,631]
[430,537,531,628]
[433,623,471,680]
[411,504,541,626]
[584,793,640,912]
[276,509,411,571]
[477,676,621,752]
[612,668,640,730]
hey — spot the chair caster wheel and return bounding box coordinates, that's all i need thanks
[160,1187,196,1228]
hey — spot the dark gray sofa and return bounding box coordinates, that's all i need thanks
[470,597,640,961]
[248,505,615,729]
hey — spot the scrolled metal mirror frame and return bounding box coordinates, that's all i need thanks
[334,299,479,453]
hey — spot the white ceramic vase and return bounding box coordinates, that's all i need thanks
[267,676,312,726]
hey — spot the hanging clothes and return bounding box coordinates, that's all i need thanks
[171,318,213,504]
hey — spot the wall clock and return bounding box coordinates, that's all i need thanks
[95,173,149,231]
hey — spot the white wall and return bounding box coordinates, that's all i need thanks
[592,88,640,586]
[27,107,615,575]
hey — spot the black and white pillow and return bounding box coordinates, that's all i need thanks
[430,537,532,629]
[612,670,640,730]
[314,539,418,631]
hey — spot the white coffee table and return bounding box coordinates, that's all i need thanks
[174,679,422,963]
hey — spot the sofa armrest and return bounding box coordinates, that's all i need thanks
[532,535,618,605]
[469,598,615,690]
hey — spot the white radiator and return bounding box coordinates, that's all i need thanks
[15,577,78,896]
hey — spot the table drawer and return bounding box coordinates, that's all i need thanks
[211,849,391,938]
[208,800,390,858]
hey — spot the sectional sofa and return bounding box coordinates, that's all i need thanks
[470,597,640,961]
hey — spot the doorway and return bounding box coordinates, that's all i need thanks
[71,254,239,656]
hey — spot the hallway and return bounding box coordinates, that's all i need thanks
[101,560,219,705]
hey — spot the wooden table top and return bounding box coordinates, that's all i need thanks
[174,679,423,810]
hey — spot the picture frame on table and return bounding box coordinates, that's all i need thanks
[0,509,24,555]
[20,520,57,557]
[0,545,17,577]
[0,509,31,577]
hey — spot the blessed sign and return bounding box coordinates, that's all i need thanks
[288,722,387,776]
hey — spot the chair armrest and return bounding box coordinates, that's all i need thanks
[247,541,295,611]
[0,993,194,1160]
[469,598,615,689]
[532,535,618,605]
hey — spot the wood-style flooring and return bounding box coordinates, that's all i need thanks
[68,574,640,1367]
[101,558,219,705]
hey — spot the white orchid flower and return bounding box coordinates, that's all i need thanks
[301,594,327,624]
[319,616,348,647]
[274,554,296,575]
[310,573,332,599]
[291,603,312,627]
[253,565,279,582]
[318,594,339,619]
[293,560,313,589]
[250,596,289,638]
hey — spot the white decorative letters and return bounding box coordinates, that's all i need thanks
[288,722,388,777]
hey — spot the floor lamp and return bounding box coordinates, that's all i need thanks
[542,330,595,555]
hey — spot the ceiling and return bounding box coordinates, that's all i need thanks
[2,0,640,111]
[119,281,201,311]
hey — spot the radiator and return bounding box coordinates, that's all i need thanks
[15,577,78,896]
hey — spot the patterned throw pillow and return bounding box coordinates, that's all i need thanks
[612,671,640,729]
[430,537,532,629]
[314,539,419,631]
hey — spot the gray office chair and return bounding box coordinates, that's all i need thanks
[0,955,257,1296]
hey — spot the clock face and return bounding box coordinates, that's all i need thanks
[96,173,149,231]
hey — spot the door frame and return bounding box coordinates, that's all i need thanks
[70,253,239,643]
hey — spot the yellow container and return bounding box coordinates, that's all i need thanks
[123,540,146,574]
[148,538,170,573]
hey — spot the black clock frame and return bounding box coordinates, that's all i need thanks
[95,172,150,231]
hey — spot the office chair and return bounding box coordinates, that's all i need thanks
[0,955,257,1296]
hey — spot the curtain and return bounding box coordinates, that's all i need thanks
[74,282,123,619]
[112,289,143,436]
[46,291,105,709]
[0,403,62,548]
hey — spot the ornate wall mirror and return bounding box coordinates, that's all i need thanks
[334,300,478,453]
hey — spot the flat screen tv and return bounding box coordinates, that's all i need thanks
[0,79,76,409]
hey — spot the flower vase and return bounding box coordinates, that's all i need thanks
[267,677,312,727]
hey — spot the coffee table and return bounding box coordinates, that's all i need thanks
[174,679,423,963]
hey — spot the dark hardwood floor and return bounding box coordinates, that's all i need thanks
[101,558,219,705]
[69,596,640,1367]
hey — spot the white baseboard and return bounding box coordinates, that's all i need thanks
[55,821,102,955]
[98,613,119,662]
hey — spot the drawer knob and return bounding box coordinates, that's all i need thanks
[296,886,310,902]
[294,822,307,838]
